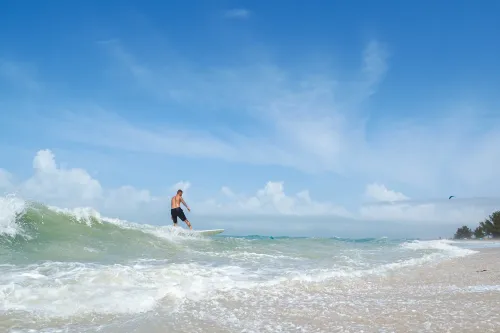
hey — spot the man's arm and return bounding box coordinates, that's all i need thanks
[181,198,190,211]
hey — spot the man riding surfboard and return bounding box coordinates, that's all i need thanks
[171,189,192,229]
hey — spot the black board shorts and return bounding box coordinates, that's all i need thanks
[171,207,187,223]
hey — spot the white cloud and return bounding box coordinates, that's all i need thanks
[32,149,57,171]
[224,9,251,19]
[2,150,355,224]
[4,149,169,218]
[364,183,409,202]
[171,181,191,192]
[21,149,103,207]
[206,181,496,227]
[2,149,351,220]
[4,150,336,219]
[200,181,351,218]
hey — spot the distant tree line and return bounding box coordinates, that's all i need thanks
[454,210,500,239]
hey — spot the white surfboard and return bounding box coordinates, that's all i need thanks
[194,229,224,236]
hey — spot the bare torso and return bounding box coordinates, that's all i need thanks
[171,195,181,209]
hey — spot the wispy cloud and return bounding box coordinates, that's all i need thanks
[51,39,387,175]
[26,37,499,196]
[223,9,251,19]
[0,59,41,91]
[361,40,389,96]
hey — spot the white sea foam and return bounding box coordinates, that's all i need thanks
[46,205,104,227]
[402,239,477,256]
[0,261,261,317]
[192,250,302,261]
[287,239,477,283]
[0,195,27,237]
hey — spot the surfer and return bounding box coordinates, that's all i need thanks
[171,189,192,229]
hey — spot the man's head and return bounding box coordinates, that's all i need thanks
[177,189,183,196]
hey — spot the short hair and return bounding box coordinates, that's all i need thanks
[177,189,183,194]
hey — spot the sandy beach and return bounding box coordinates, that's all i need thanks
[358,247,500,332]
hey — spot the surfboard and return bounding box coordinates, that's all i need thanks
[193,229,224,236]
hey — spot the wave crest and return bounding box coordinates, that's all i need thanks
[0,196,206,263]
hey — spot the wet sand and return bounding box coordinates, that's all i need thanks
[361,248,500,332]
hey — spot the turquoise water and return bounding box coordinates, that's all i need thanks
[0,196,494,332]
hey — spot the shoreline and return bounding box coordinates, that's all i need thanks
[451,238,500,242]
[162,247,500,333]
[1,241,499,333]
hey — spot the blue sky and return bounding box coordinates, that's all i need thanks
[1,0,499,238]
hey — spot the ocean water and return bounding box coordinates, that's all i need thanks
[0,195,497,333]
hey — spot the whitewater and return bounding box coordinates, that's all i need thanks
[1,195,499,333]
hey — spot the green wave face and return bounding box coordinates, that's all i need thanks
[0,202,183,264]
[0,199,430,268]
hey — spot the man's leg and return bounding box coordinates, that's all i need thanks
[171,211,178,226]
[179,210,192,229]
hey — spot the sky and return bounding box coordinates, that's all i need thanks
[1,0,499,238]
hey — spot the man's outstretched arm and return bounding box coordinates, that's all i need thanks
[181,198,190,211]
